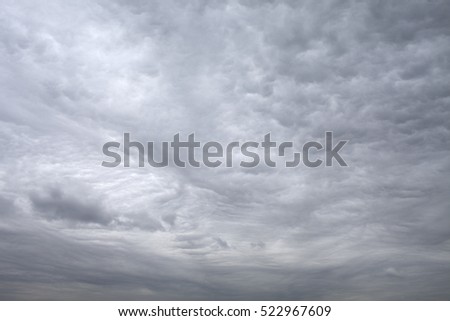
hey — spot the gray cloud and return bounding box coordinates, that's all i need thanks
[0,0,449,300]
[30,187,112,225]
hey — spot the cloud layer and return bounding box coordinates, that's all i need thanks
[0,0,449,300]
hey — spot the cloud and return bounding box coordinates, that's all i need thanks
[0,0,449,299]
[30,187,112,225]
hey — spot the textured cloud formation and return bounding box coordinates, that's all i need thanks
[0,0,449,300]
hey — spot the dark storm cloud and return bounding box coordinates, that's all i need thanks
[30,188,112,225]
[0,0,449,299]
[28,184,164,231]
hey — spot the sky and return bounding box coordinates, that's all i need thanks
[0,0,449,300]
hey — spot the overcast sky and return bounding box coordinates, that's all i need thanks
[1,0,449,300]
